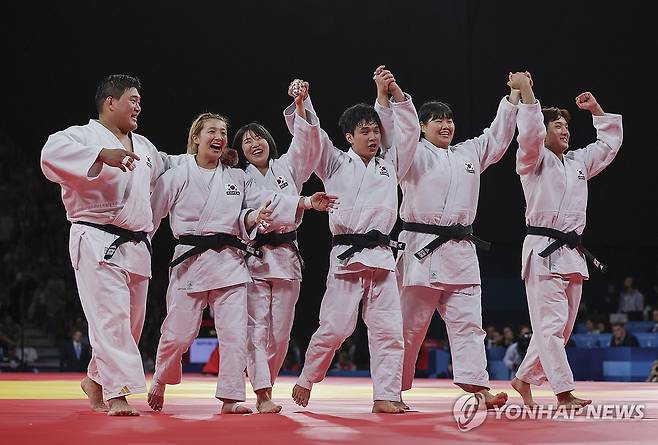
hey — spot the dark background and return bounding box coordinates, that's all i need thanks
[1,1,656,361]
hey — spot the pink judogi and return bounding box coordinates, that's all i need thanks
[294,95,420,402]
[514,101,623,394]
[40,119,177,400]
[150,155,300,401]
[395,97,518,391]
[244,108,321,392]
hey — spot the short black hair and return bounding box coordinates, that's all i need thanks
[541,107,571,128]
[338,103,381,136]
[232,122,278,170]
[95,74,141,113]
[418,101,454,140]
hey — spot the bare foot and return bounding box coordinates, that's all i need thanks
[257,399,282,413]
[221,402,253,414]
[557,391,592,409]
[256,388,282,413]
[392,401,409,411]
[511,377,537,408]
[107,397,140,416]
[147,380,166,412]
[292,384,311,407]
[481,389,508,409]
[80,377,108,412]
[372,400,405,414]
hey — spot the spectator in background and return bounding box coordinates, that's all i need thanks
[649,309,658,333]
[60,329,91,372]
[485,325,499,349]
[502,326,515,347]
[332,350,357,371]
[610,323,640,347]
[597,321,609,333]
[504,332,532,379]
[585,319,601,334]
[618,276,644,321]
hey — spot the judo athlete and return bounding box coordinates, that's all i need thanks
[508,72,622,408]
[394,73,522,410]
[147,112,335,414]
[41,74,184,416]
[290,66,420,413]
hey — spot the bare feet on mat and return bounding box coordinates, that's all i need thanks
[80,377,108,412]
[221,401,253,414]
[147,380,166,412]
[256,388,282,413]
[107,397,140,416]
[372,400,405,413]
[481,389,508,409]
[557,391,592,409]
[392,401,410,411]
[511,377,537,408]
[292,384,311,407]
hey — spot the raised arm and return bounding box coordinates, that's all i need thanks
[374,66,420,180]
[470,73,523,171]
[569,92,623,178]
[281,80,323,189]
[509,72,545,176]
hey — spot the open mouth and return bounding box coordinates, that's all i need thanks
[251,148,264,156]
[210,142,223,153]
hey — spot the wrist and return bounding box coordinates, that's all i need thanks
[303,196,313,210]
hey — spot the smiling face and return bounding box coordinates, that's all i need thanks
[192,118,228,164]
[241,130,271,169]
[106,87,141,133]
[544,116,570,155]
[421,117,454,149]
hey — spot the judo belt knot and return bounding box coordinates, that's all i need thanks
[253,231,305,270]
[332,229,405,261]
[171,233,262,268]
[526,226,607,273]
[74,221,152,260]
[401,221,491,261]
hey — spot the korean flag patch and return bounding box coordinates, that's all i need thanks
[465,162,475,174]
[378,165,390,177]
[276,175,289,189]
[146,156,152,168]
[577,169,586,180]
[225,183,241,195]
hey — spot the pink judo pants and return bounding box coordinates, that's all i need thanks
[400,284,489,392]
[516,258,583,394]
[153,283,248,401]
[296,267,404,402]
[247,278,301,391]
[73,233,148,400]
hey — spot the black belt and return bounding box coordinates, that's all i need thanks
[75,221,152,260]
[170,233,262,268]
[526,226,606,273]
[252,231,297,249]
[253,231,305,269]
[332,229,405,261]
[402,221,491,261]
